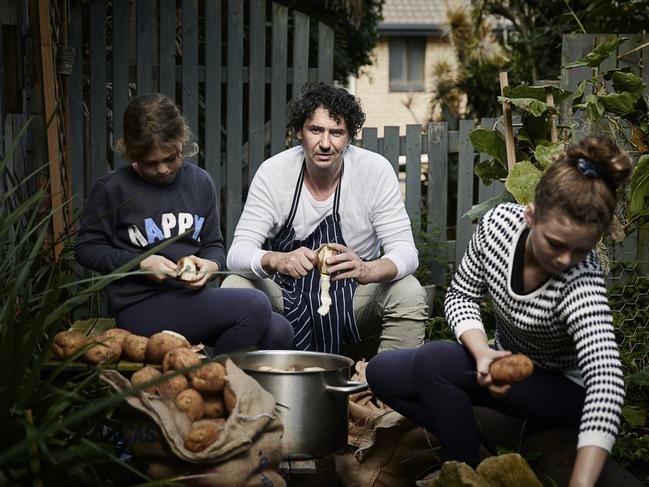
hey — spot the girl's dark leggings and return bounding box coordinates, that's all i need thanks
[366,340,585,465]
[116,287,294,353]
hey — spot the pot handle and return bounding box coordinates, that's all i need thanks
[326,380,369,394]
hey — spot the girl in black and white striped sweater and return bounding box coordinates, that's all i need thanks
[367,136,633,487]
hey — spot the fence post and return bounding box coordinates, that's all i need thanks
[427,122,448,286]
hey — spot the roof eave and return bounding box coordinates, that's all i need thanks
[379,23,444,36]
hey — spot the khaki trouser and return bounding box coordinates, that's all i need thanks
[221,273,428,359]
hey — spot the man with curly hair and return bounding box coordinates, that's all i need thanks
[223,82,427,355]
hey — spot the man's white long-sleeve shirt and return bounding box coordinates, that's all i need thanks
[227,144,418,280]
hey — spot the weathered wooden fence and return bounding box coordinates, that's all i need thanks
[66,0,335,244]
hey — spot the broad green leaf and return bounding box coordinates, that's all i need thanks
[563,37,625,69]
[611,71,646,97]
[572,80,588,104]
[627,366,649,386]
[600,92,638,116]
[586,94,605,121]
[505,160,542,204]
[498,96,558,117]
[502,85,572,105]
[462,190,515,221]
[628,154,649,217]
[534,143,565,170]
[469,128,508,166]
[622,405,646,427]
[475,158,508,184]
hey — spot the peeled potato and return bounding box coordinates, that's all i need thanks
[177,256,197,281]
[146,331,190,364]
[131,366,162,393]
[489,354,534,385]
[203,395,226,418]
[316,244,338,275]
[190,362,226,394]
[84,334,122,364]
[52,330,88,359]
[163,347,202,375]
[184,419,223,452]
[157,371,189,399]
[122,334,148,362]
[223,383,236,413]
[175,388,205,421]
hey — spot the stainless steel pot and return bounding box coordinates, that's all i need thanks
[228,350,367,459]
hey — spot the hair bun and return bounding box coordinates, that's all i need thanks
[567,136,632,193]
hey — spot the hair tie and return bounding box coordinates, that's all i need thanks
[576,157,600,178]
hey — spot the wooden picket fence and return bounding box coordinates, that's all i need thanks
[66,0,335,244]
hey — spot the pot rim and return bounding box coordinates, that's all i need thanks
[227,350,354,374]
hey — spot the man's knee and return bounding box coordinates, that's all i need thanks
[382,275,429,319]
[221,274,256,289]
[221,275,284,314]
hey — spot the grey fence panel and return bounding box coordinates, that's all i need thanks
[618,34,642,75]
[455,119,475,265]
[560,34,596,118]
[225,0,244,246]
[427,122,448,286]
[405,125,422,233]
[361,128,377,152]
[69,2,84,205]
[248,0,265,181]
[292,11,309,98]
[270,4,288,156]
[477,117,497,202]
[383,126,400,175]
[159,0,176,100]
[112,0,129,167]
[317,22,334,83]
[182,0,199,139]
[643,33,649,89]
[89,0,107,187]
[136,0,154,94]
[204,0,222,197]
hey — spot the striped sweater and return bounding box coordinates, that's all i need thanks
[445,203,625,452]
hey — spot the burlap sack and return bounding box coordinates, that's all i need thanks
[335,361,441,487]
[101,359,285,487]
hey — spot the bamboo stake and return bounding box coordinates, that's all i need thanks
[546,88,558,143]
[499,72,517,171]
[38,0,65,261]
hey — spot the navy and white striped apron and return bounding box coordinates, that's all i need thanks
[270,161,360,353]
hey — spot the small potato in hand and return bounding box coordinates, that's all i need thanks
[489,354,534,385]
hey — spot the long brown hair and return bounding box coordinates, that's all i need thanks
[115,93,198,161]
[532,136,632,231]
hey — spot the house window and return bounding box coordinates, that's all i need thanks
[389,37,426,92]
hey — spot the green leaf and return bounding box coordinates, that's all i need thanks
[628,154,649,217]
[498,96,558,117]
[600,92,639,116]
[475,158,508,185]
[502,85,573,105]
[586,94,605,121]
[534,143,565,170]
[622,405,646,427]
[563,37,625,69]
[611,71,646,97]
[573,80,588,104]
[505,160,543,204]
[462,190,515,221]
[469,127,508,166]
[627,366,649,386]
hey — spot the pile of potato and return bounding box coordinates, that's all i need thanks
[52,328,235,452]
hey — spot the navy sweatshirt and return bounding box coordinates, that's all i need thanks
[74,162,226,313]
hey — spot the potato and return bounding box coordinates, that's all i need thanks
[102,328,131,344]
[190,362,226,394]
[131,366,162,393]
[175,388,205,421]
[223,383,236,413]
[489,354,534,385]
[145,331,190,364]
[52,330,88,359]
[184,419,224,452]
[84,334,122,364]
[122,334,148,362]
[157,371,189,399]
[163,347,202,375]
[203,394,226,418]
[177,256,197,281]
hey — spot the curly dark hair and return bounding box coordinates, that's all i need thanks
[288,82,366,141]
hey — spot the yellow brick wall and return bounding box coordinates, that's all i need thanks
[353,37,456,136]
